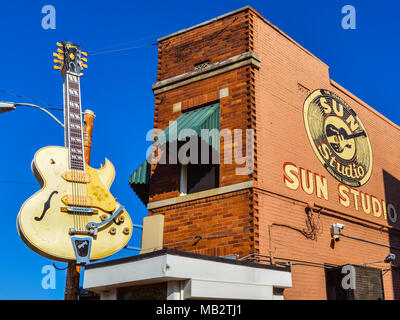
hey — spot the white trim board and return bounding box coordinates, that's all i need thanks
[147,180,253,210]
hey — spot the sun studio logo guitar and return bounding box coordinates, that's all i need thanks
[303,89,373,187]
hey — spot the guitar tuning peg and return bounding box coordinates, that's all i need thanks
[57,48,64,54]
[53,65,62,70]
[53,53,64,60]
[56,42,63,48]
[81,51,88,57]
[54,59,62,64]
[81,57,88,62]
[81,63,88,69]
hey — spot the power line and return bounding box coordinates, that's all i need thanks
[88,34,162,53]
[0,180,37,186]
[88,16,238,56]
[0,89,62,111]
[89,43,157,56]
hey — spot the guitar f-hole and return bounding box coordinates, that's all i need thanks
[34,191,58,221]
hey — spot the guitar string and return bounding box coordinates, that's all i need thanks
[78,171,82,232]
[84,182,86,231]
[67,73,92,234]
[75,169,79,231]
[78,172,81,231]
[77,177,82,232]
[66,77,75,233]
[68,78,72,230]
[79,80,86,232]
[75,171,79,231]
[70,74,84,233]
[79,80,89,233]
[75,78,81,232]
[83,166,88,232]
[73,170,78,231]
[72,170,75,230]
[75,172,78,231]
[79,170,83,231]
[79,172,82,232]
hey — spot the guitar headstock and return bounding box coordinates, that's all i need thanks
[53,41,88,76]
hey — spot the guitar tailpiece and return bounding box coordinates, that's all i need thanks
[69,206,124,264]
[86,205,125,231]
[71,236,92,265]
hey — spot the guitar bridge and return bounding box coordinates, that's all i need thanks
[61,206,98,214]
[69,227,97,236]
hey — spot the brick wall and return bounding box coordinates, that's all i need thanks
[156,10,250,81]
[144,6,400,300]
[256,190,400,299]
[150,189,254,258]
[251,7,400,299]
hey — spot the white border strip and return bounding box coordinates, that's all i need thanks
[147,180,253,210]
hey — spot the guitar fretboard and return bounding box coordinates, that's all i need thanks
[64,72,85,171]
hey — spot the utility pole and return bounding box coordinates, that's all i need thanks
[64,109,95,300]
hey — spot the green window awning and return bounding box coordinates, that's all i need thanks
[129,159,151,204]
[129,103,220,204]
[154,102,220,151]
[129,159,151,185]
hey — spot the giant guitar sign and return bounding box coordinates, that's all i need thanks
[17,42,133,264]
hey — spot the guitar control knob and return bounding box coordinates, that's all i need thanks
[123,227,130,235]
[109,227,116,235]
[118,216,125,223]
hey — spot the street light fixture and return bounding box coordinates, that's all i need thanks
[0,101,17,113]
[0,101,64,128]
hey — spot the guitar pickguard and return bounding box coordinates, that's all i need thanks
[60,166,117,213]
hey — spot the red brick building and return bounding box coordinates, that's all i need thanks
[85,6,400,300]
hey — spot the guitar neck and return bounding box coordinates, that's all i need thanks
[348,131,366,139]
[63,72,85,171]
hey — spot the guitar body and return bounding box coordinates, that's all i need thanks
[17,146,132,262]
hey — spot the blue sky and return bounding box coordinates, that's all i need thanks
[0,0,399,299]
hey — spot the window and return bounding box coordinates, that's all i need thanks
[180,142,219,195]
[180,163,219,195]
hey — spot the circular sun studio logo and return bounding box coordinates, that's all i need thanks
[303,89,373,187]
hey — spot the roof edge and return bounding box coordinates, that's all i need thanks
[157,6,252,42]
[85,248,291,272]
[331,79,400,131]
[157,5,328,69]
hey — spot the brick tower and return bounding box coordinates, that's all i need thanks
[130,7,259,259]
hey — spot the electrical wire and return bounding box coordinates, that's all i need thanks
[0,89,62,111]
[88,16,237,56]
[207,16,238,42]
[87,34,163,54]
[89,43,157,56]
[52,261,69,271]
[164,226,253,248]
[87,14,238,55]
[0,180,37,185]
